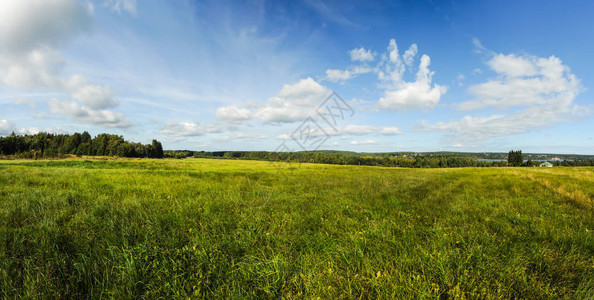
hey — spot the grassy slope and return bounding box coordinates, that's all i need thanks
[0,158,592,298]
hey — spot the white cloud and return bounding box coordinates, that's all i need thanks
[325,40,445,111]
[104,0,137,16]
[377,54,447,110]
[1,46,65,89]
[159,121,227,140]
[0,0,93,52]
[0,120,15,135]
[71,85,116,109]
[349,47,375,62]
[275,77,328,106]
[385,39,405,82]
[343,125,377,135]
[215,105,252,122]
[340,125,403,136]
[381,127,402,135]
[325,65,372,83]
[0,46,63,89]
[403,44,418,67]
[212,78,330,125]
[160,122,203,137]
[326,69,352,82]
[0,0,131,128]
[48,99,131,128]
[419,51,587,143]
[18,126,69,135]
[255,77,330,123]
[0,0,88,88]
[459,55,580,110]
[276,134,291,140]
[68,75,117,109]
[0,120,68,136]
[350,139,376,145]
[487,53,538,78]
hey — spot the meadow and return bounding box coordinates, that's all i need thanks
[0,158,592,298]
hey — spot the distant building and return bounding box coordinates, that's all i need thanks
[539,161,553,167]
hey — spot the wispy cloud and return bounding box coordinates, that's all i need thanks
[104,0,137,16]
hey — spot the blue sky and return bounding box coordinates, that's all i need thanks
[1,0,593,154]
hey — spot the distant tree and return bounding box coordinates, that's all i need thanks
[508,150,523,166]
[151,140,164,158]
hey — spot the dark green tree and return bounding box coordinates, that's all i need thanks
[508,150,523,166]
[151,139,164,158]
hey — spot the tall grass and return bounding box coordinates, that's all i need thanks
[0,159,592,298]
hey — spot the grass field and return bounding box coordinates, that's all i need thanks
[0,158,593,298]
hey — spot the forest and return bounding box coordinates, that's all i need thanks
[0,132,163,159]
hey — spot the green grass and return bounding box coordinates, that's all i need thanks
[0,158,592,298]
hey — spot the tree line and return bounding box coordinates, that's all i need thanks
[164,150,594,168]
[190,151,509,168]
[0,132,163,159]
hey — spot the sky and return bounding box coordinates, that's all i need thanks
[1,0,593,154]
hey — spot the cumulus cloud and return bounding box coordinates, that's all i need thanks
[48,99,131,128]
[459,54,579,110]
[330,39,446,110]
[487,53,538,77]
[213,77,331,125]
[0,0,93,52]
[0,0,90,88]
[274,77,329,106]
[1,46,64,89]
[349,47,375,62]
[67,75,118,109]
[71,84,116,109]
[255,77,330,123]
[377,52,447,110]
[0,0,131,128]
[419,51,587,143]
[325,40,445,112]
